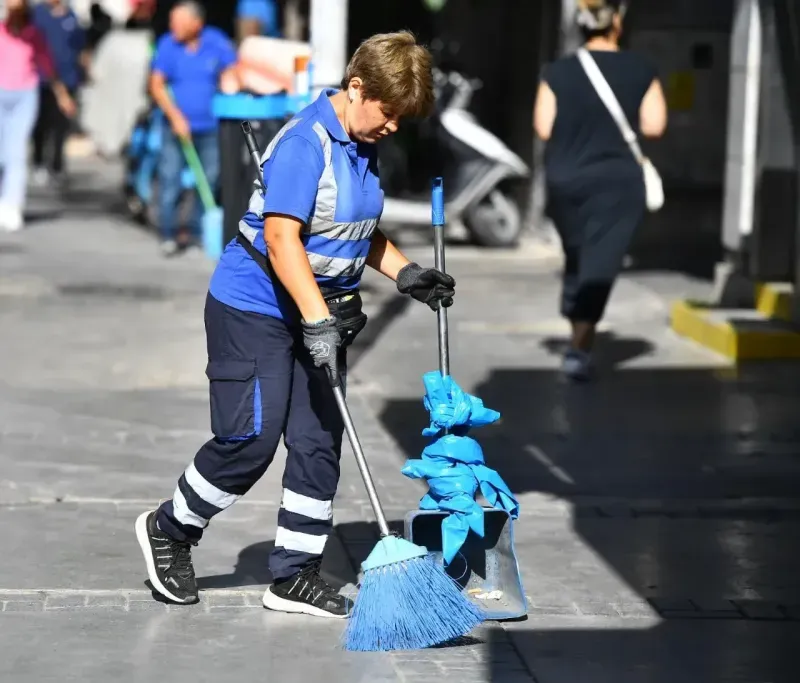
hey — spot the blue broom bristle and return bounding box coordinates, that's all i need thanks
[343,553,484,652]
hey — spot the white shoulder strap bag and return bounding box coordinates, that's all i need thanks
[576,48,664,212]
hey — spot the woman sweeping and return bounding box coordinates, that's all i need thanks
[136,31,456,617]
[534,0,667,380]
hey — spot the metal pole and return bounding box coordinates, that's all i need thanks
[431,178,450,377]
[332,386,391,538]
[241,121,265,188]
[309,0,349,95]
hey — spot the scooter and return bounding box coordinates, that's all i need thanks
[378,67,530,248]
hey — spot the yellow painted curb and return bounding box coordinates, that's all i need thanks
[755,282,794,322]
[670,300,800,360]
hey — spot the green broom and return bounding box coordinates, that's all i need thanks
[178,136,223,260]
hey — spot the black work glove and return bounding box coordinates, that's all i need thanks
[396,262,456,311]
[302,317,342,386]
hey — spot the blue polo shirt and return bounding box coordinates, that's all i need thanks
[209,88,384,321]
[32,4,86,90]
[151,27,237,133]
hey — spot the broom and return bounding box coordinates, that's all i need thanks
[178,136,224,260]
[339,175,482,650]
[330,382,483,651]
[239,122,482,651]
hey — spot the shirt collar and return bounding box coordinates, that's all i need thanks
[315,88,351,143]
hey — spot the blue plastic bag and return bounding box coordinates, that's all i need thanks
[421,371,500,436]
[402,372,519,565]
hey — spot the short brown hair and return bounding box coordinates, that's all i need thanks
[341,31,435,119]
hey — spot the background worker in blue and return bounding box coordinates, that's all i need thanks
[149,0,238,256]
[31,0,88,187]
[235,0,281,40]
[136,31,456,618]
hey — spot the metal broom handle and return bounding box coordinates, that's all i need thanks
[239,120,392,540]
[331,385,392,538]
[431,177,449,377]
[242,121,266,188]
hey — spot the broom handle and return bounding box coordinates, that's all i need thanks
[180,137,217,211]
[432,177,449,378]
[242,121,266,188]
[332,385,392,538]
[240,120,392,539]
[164,85,216,212]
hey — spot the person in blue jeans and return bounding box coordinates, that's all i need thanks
[149,1,238,256]
[31,0,88,188]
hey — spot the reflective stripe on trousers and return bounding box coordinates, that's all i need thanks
[156,293,345,580]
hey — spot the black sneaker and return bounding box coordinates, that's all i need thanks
[135,510,199,604]
[262,560,350,619]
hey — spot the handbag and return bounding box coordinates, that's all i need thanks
[576,48,664,212]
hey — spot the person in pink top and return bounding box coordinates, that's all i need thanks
[0,0,75,232]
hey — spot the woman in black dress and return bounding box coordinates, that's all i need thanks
[534,0,667,380]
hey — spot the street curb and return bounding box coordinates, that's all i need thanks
[670,299,800,360]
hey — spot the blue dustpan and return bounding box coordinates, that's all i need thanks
[201,207,224,261]
[404,508,527,620]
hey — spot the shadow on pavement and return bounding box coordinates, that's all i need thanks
[540,331,655,369]
[197,541,276,590]
[376,339,800,681]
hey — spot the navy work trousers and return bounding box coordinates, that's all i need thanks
[156,293,345,580]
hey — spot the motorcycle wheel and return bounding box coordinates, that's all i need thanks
[464,190,522,247]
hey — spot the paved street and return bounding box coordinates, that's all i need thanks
[1,158,798,682]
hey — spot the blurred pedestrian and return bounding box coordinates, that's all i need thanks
[31,0,89,188]
[125,0,156,30]
[533,0,667,380]
[236,0,281,42]
[0,0,75,232]
[149,0,238,256]
[84,2,112,53]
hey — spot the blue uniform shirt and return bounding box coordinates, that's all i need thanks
[32,4,86,90]
[209,88,384,320]
[236,0,281,38]
[151,27,237,133]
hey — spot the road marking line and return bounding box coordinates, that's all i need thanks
[524,444,575,485]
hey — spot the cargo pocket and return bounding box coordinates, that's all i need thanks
[206,359,262,441]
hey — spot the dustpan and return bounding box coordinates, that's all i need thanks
[404,508,526,621]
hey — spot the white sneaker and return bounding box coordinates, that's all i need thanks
[31,168,50,188]
[562,349,592,382]
[183,243,204,258]
[160,239,179,257]
[0,206,23,232]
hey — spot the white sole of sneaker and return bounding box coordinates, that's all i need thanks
[261,585,349,619]
[134,511,195,605]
